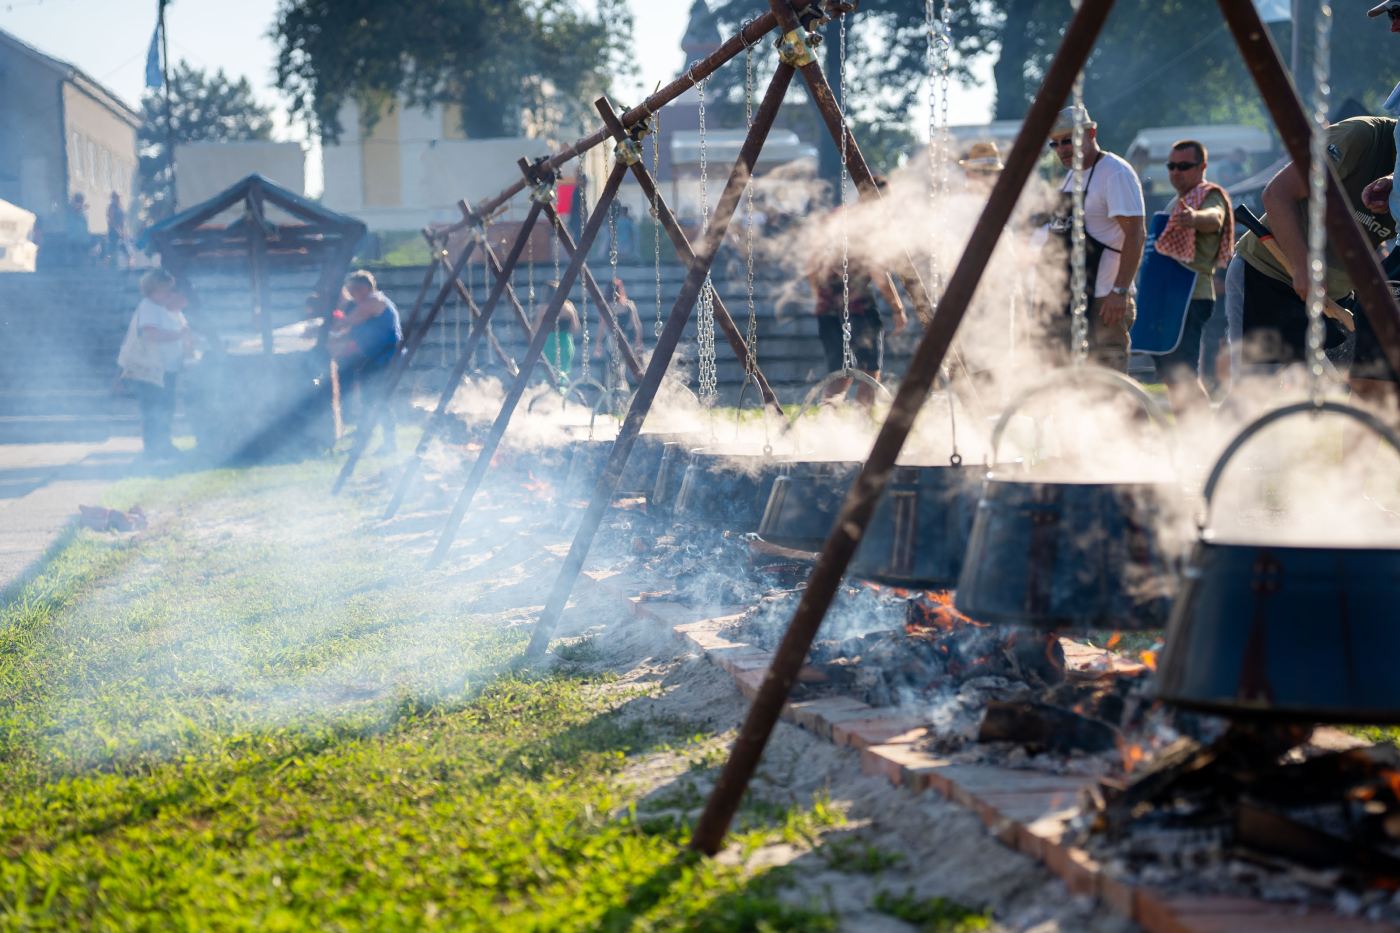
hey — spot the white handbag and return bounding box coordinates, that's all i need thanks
[117,312,165,386]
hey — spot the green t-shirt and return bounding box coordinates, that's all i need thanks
[1235,116,1398,298]
[1176,189,1227,301]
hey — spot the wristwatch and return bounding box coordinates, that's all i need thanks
[1110,286,1130,296]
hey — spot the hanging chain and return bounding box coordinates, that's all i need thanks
[1068,54,1091,366]
[577,169,591,384]
[696,71,718,405]
[606,198,622,391]
[1305,0,1333,406]
[552,220,563,379]
[838,12,854,375]
[743,42,759,383]
[652,109,664,338]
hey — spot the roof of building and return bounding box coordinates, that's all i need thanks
[0,27,142,128]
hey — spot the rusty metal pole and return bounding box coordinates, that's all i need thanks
[780,2,984,419]
[391,232,444,346]
[429,161,629,565]
[598,98,784,417]
[331,236,480,494]
[1220,0,1400,380]
[689,0,1119,856]
[524,63,797,659]
[382,203,547,521]
[440,14,782,236]
[525,165,646,383]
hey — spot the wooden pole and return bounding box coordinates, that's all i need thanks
[428,162,629,565]
[688,0,1119,856]
[523,62,796,658]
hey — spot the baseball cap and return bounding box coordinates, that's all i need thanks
[1049,105,1096,137]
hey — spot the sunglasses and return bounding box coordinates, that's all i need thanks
[1165,161,1200,171]
[1390,7,1400,20]
[1048,137,1075,150]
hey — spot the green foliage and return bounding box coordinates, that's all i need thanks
[872,889,992,932]
[820,836,904,874]
[139,61,276,223]
[272,0,637,142]
[0,460,842,930]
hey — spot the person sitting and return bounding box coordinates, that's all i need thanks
[331,270,403,453]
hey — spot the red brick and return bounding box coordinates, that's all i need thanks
[830,716,929,750]
[1042,841,1099,897]
[731,668,765,700]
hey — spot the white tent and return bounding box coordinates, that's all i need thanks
[0,199,36,272]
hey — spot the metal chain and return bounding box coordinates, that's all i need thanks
[839,12,854,375]
[1068,54,1090,366]
[652,109,664,338]
[696,71,718,405]
[1305,0,1332,406]
[606,197,622,390]
[577,167,591,384]
[552,220,563,379]
[743,42,759,382]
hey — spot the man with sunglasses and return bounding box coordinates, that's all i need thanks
[1044,105,1146,372]
[1151,140,1232,409]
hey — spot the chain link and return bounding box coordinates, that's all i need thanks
[552,220,564,380]
[743,42,759,382]
[652,110,664,338]
[696,71,718,405]
[577,168,591,384]
[1305,0,1332,406]
[606,194,622,392]
[838,12,854,375]
[1068,65,1090,366]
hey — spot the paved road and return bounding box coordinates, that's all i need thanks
[0,437,142,594]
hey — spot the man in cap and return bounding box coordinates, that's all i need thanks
[959,141,1004,193]
[1044,105,1146,372]
[1231,112,1396,393]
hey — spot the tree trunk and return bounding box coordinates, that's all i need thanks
[992,0,1041,120]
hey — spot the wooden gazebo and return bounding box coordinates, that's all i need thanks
[139,174,366,353]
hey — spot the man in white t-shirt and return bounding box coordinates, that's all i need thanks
[1046,105,1147,372]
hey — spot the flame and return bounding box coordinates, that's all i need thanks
[1382,769,1400,801]
[1140,649,1157,671]
[905,589,985,633]
[1121,742,1145,773]
[522,472,553,498]
[1106,633,1122,650]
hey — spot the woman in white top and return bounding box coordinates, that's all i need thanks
[126,269,193,458]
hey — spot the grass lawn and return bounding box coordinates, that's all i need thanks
[0,459,864,930]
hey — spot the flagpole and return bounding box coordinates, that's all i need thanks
[159,0,177,213]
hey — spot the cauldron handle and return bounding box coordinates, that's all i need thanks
[987,365,1170,471]
[1201,400,1400,522]
[786,369,893,431]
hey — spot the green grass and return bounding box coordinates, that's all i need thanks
[872,889,992,932]
[0,458,845,929]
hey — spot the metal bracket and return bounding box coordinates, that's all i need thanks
[777,29,817,67]
[529,181,556,205]
[614,136,644,166]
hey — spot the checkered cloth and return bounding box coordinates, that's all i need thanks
[1156,182,1233,270]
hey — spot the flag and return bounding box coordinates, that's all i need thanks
[1253,0,1292,23]
[144,20,162,89]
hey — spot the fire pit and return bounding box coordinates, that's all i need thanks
[674,449,790,530]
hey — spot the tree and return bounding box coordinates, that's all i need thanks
[140,61,275,222]
[271,0,636,143]
[706,1,1395,177]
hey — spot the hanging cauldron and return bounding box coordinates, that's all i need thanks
[1158,401,1400,724]
[846,462,986,587]
[954,367,1182,631]
[755,461,861,554]
[563,433,692,500]
[674,449,791,531]
[650,442,697,517]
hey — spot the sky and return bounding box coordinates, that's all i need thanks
[1,0,996,190]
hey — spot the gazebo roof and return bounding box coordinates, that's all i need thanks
[138,173,365,264]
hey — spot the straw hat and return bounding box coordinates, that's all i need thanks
[959,141,1004,173]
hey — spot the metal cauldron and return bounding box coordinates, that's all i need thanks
[563,433,690,500]
[650,442,697,517]
[674,449,790,530]
[847,463,985,587]
[756,461,861,554]
[954,367,1182,631]
[1157,401,1400,723]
